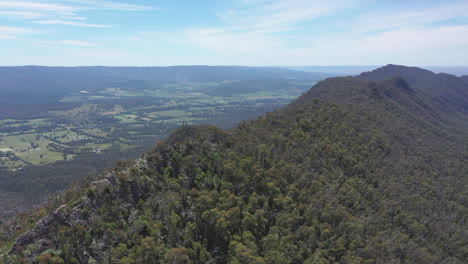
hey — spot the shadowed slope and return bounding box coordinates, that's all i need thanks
[358,64,468,117]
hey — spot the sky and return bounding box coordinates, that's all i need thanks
[0,0,467,66]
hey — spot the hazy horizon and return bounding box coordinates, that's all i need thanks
[1,64,467,76]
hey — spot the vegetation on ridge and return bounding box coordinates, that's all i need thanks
[1,66,467,264]
[0,66,327,219]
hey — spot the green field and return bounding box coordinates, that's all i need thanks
[148,110,191,118]
[0,79,309,170]
[0,147,14,152]
[100,87,145,97]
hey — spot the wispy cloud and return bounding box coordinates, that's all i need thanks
[2,0,467,66]
[34,19,113,27]
[0,1,76,12]
[0,10,47,19]
[350,25,468,55]
[66,0,158,11]
[190,0,356,54]
[54,40,98,47]
[349,1,468,34]
[0,25,42,38]
[279,25,468,65]
[187,0,468,65]
[0,0,157,27]
[31,40,97,50]
[218,0,356,31]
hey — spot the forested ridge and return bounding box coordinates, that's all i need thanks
[0,66,324,218]
[1,65,467,264]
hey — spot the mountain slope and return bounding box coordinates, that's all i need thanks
[358,64,468,119]
[461,75,468,85]
[2,66,467,264]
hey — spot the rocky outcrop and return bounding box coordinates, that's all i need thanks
[8,205,69,257]
[8,173,121,259]
[90,178,112,191]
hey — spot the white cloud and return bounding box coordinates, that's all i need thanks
[63,16,86,20]
[0,0,156,27]
[0,2,76,13]
[69,0,158,11]
[56,40,98,46]
[0,0,156,12]
[0,10,46,19]
[0,25,42,38]
[34,19,113,27]
[2,0,467,66]
[186,0,468,65]
[270,25,468,65]
[349,1,468,34]
[350,25,468,55]
[220,0,356,30]
[192,0,357,55]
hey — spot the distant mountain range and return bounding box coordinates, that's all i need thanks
[287,65,468,76]
[358,64,468,123]
[0,66,326,102]
[1,65,467,264]
[0,66,332,117]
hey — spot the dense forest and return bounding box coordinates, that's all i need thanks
[0,66,328,219]
[1,65,467,263]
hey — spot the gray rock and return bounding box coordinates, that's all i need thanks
[91,179,112,191]
[8,231,38,254]
[52,205,69,224]
[34,215,54,233]
[36,239,52,254]
[105,173,118,185]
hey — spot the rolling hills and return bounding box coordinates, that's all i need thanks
[0,66,330,220]
[1,65,467,264]
[0,66,328,117]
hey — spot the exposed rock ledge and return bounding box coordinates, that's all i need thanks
[8,173,120,261]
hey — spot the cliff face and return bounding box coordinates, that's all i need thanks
[2,65,467,264]
[8,172,146,262]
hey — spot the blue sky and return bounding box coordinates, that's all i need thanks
[0,0,467,66]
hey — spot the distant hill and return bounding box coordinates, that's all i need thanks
[200,78,311,97]
[358,64,468,122]
[287,65,381,75]
[0,66,325,102]
[422,66,468,76]
[461,75,468,85]
[2,65,467,263]
[287,65,468,76]
[0,66,330,118]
